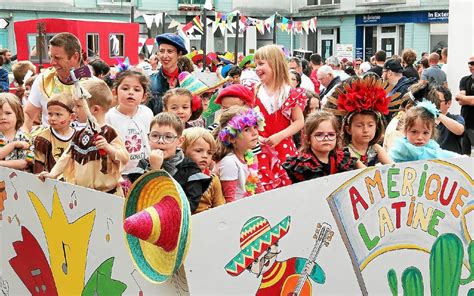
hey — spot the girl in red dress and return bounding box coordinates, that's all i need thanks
[253,45,307,190]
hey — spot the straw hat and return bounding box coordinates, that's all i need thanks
[178,71,229,95]
[224,216,291,276]
[123,170,191,283]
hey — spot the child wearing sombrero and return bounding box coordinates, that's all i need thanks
[129,112,211,214]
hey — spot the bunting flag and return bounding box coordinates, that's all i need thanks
[212,20,219,34]
[138,37,146,54]
[215,12,222,24]
[168,19,181,29]
[219,21,227,35]
[256,21,265,35]
[143,14,155,29]
[182,21,194,34]
[145,38,155,54]
[310,17,317,32]
[302,20,309,34]
[154,13,163,28]
[193,16,204,34]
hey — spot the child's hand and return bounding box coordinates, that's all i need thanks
[38,171,53,182]
[13,141,30,150]
[150,149,164,170]
[264,133,283,147]
[94,135,111,154]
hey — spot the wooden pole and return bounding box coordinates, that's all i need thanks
[162,12,166,34]
[201,9,208,71]
[272,14,277,44]
[36,22,45,71]
[234,13,239,64]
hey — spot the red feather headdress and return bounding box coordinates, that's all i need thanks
[324,75,405,118]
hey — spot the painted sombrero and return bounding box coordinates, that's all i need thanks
[219,52,235,65]
[178,71,229,96]
[187,50,214,65]
[224,216,291,276]
[123,170,191,284]
[239,54,255,68]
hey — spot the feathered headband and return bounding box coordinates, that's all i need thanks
[218,108,265,147]
[325,76,405,118]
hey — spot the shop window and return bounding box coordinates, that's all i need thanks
[227,36,244,54]
[307,0,340,5]
[356,0,405,5]
[109,34,124,58]
[381,26,396,33]
[27,33,54,63]
[430,35,448,53]
[214,29,225,53]
[86,34,99,58]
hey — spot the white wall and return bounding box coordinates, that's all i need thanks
[447,0,474,114]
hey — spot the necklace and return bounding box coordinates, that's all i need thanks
[243,150,260,196]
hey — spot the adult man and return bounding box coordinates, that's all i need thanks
[148,33,187,115]
[136,53,153,76]
[309,53,322,94]
[0,49,13,72]
[288,57,315,92]
[367,50,386,78]
[23,32,82,131]
[383,59,415,98]
[326,56,350,81]
[317,65,341,106]
[456,56,474,155]
[434,85,464,154]
[421,53,447,86]
[440,48,448,75]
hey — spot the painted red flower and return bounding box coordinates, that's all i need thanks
[125,134,142,153]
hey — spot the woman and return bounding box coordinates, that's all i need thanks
[289,70,301,89]
[148,33,188,115]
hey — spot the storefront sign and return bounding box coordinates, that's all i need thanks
[336,44,354,61]
[356,11,449,25]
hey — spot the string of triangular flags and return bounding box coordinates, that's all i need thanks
[136,11,317,38]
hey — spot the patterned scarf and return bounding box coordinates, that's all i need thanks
[162,67,179,88]
[162,148,185,176]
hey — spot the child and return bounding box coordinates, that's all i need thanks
[343,111,393,166]
[283,111,363,183]
[105,70,154,183]
[130,112,211,214]
[390,100,461,162]
[253,45,307,190]
[182,127,225,213]
[22,75,38,106]
[12,61,36,101]
[214,106,265,202]
[33,93,76,173]
[38,79,129,196]
[162,88,203,128]
[0,93,34,170]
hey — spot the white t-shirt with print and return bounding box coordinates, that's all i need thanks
[105,105,154,175]
[216,153,249,200]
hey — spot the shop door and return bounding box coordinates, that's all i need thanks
[318,28,337,62]
[377,26,398,58]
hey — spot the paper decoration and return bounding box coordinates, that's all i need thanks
[168,19,181,29]
[154,13,163,28]
[143,14,154,29]
[193,16,204,34]
[204,0,213,10]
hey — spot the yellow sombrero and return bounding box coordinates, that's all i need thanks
[123,170,191,283]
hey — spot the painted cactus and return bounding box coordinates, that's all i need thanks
[430,233,474,295]
[387,267,424,296]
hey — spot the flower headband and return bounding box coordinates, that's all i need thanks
[417,99,439,118]
[218,108,265,146]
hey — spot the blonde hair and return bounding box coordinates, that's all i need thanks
[254,44,290,90]
[301,111,341,153]
[404,105,437,139]
[213,105,248,161]
[182,127,216,153]
[80,79,113,110]
[0,93,24,130]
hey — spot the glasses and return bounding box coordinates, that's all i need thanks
[148,132,178,144]
[312,132,337,142]
[468,62,474,66]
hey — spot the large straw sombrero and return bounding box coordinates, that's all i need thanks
[224,216,291,276]
[123,170,191,283]
[178,71,229,96]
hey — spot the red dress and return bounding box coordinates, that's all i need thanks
[255,85,307,191]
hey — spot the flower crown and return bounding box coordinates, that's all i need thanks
[218,108,265,146]
[325,75,406,118]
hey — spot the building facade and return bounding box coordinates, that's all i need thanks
[0,0,448,61]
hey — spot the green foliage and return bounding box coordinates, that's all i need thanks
[401,267,423,296]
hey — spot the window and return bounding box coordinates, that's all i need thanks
[357,0,405,5]
[109,34,124,58]
[99,0,131,3]
[178,0,206,9]
[86,34,99,58]
[307,0,340,5]
[27,33,54,63]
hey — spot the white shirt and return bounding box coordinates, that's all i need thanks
[105,105,154,175]
[216,153,249,200]
[300,73,315,92]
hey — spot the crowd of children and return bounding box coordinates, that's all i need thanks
[0,34,466,215]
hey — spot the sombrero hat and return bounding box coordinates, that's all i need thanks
[178,71,229,96]
[123,170,191,283]
[239,54,255,68]
[218,52,235,65]
[224,216,291,276]
[187,50,214,66]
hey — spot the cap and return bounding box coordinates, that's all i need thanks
[156,33,188,55]
[215,84,255,107]
[384,59,403,73]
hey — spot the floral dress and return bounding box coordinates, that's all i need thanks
[254,85,307,191]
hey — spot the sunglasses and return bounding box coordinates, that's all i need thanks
[468,62,474,66]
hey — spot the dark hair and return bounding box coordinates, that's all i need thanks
[213,106,249,161]
[301,59,312,77]
[178,56,194,73]
[419,58,429,69]
[401,49,417,66]
[310,53,322,65]
[89,59,110,77]
[404,105,437,139]
[228,65,242,77]
[289,70,301,88]
[162,88,203,121]
[432,85,452,109]
[375,50,387,62]
[289,57,302,68]
[303,90,319,118]
[49,32,82,60]
[112,70,150,102]
[343,110,385,146]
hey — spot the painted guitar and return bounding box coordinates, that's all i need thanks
[281,222,334,296]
